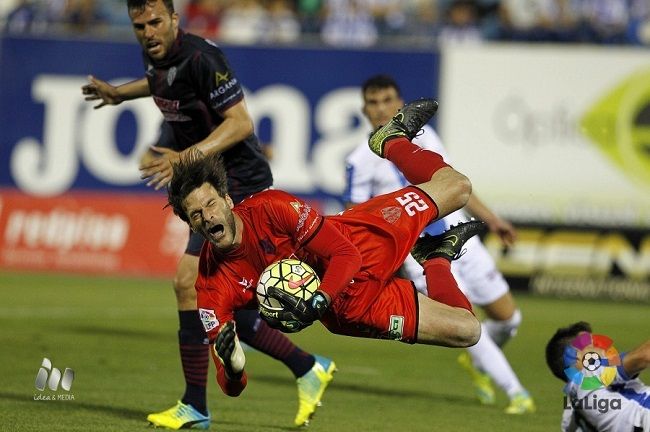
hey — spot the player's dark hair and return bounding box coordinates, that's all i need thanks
[167,150,228,223]
[545,321,593,382]
[362,74,401,97]
[127,0,175,14]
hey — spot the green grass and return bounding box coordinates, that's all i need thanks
[1,271,647,431]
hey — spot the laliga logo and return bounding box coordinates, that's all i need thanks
[581,69,650,187]
[563,332,620,392]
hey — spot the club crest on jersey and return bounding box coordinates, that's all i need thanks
[381,206,402,224]
[199,308,219,332]
[167,66,177,86]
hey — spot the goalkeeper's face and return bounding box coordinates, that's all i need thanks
[183,183,239,251]
[129,0,179,61]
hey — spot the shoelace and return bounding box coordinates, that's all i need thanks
[453,248,468,260]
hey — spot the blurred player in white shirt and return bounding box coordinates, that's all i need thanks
[546,321,650,431]
[343,74,535,414]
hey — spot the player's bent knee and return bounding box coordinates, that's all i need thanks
[450,311,480,348]
[172,269,199,306]
[172,255,200,305]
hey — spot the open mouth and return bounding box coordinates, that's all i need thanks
[146,40,161,53]
[208,224,224,239]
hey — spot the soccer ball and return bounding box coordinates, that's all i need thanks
[256,259,320,311]
[582,352,601,371]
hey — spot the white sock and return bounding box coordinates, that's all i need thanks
[467,323,524,398]
[483,309,522,347]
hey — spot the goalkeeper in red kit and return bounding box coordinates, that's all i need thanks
[167,98,484,399]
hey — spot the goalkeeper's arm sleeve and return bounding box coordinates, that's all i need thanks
[304,218,361,301]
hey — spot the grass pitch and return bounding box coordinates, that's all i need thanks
[0,271,647,431]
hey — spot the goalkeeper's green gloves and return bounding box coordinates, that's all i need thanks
[214,321,245,379]
[259,288,329,333]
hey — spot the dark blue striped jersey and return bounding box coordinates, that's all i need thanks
[144,30,272,200]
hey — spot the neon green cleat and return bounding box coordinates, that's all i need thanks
[294,355,337,427]
[368,98,438,158]
[146,400,210,430]
[504,391,536,414]
[457,352,495,405]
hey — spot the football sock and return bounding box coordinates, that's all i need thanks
[423,258,473,312]
[467,324,524,397]
[484,309,522,347]
[178,310,209,415]
[234,309,315,378]
[384,137,449,184]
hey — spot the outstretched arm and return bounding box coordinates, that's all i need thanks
[81,76,150,109]
[140,99,254,190]
[623,339,650,377]
[464,192,517,247]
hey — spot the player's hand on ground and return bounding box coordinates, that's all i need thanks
[214,321,245,379]
[81,75,122,109]
[139,146,180,190]
[265,288,329,331]
[486,216,517,248]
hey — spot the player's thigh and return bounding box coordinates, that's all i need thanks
[173,253,200,310]
[481,292,517,321]
[324,278,419,343]
[417,167,471,219]
[174,231,203,290]
[416,293,480,348]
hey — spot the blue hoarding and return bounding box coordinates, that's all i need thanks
[0,35,438,201]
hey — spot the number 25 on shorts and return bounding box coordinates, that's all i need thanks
[395,191,429,216]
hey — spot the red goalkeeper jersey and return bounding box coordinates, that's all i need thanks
[197,187,437,395]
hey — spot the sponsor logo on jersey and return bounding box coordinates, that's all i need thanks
[152,95,191,122]
[167,66,177,86]
[381,206,402,224]
[209,77,239,101]
[296,204,311,231]
[215,71,230,85]
[199,308,219,332]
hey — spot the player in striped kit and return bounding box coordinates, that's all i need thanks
[81,0,334,428]
[343,74,535,414]
[546,321,650,431]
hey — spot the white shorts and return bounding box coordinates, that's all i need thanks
[404,236,509,307]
